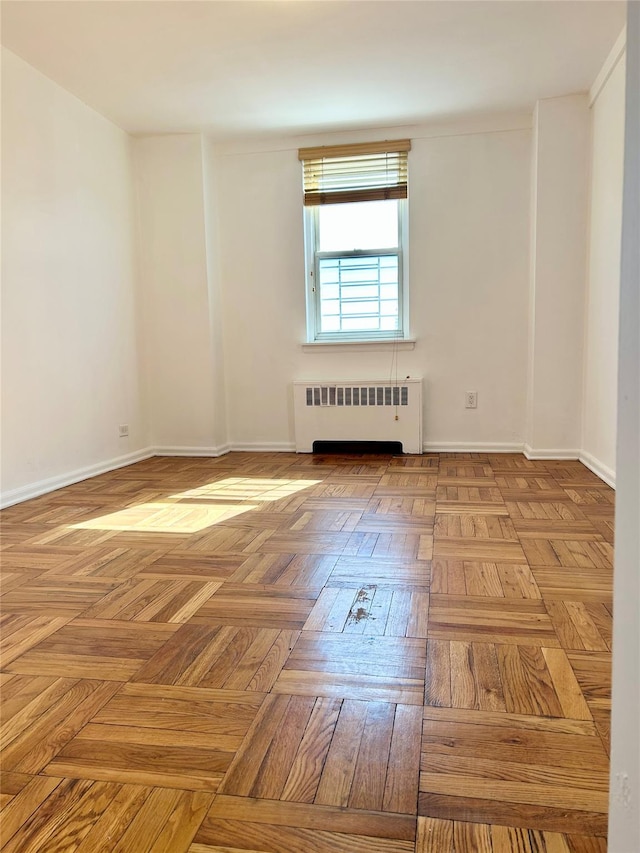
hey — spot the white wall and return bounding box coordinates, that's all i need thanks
[1,48,147,503]
[215,145,306,449]
[214,119,532,451]
[1,43,625,497]
[582,48,626,483]
[609,7,639,849]
[133,134,223,452]
[202,140,229,450]
[527,95,590,456]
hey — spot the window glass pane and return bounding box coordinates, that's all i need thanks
[380,301,398,316]
[341,267,379,283]
[322,315,340,331]
[317,253,401,335]
[340,284,379,300]
[380,316,400,330]
[321,299,340,316]
[321,284,339,300]
[339,257,378,268]
[342,316,380,331]
[342,301,379,315]
[318,200,398,252]
[380,284,397,300]
[319,267,339,285]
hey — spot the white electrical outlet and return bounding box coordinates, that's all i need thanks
[465,392,478,409]
[118,424,129,438]
[615,772,632,808]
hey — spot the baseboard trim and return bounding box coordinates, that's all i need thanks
[524,445,615,487]
[153,445,231,457]
[153,443,297,455]
[523,445,580,461]
[0,448,155,509]
[578,451,616,489]
[229,443,297,453]
[1,442,615,508]
[422,442,524,454]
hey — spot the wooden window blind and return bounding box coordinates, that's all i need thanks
[299,139,411,206]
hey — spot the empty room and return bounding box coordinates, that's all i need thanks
[1,1,638,851]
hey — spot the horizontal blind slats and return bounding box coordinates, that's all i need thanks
[298,139,411,160]
[304,187,407,205]
[299,139,410,207]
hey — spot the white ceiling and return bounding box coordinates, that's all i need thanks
[1,1,626,139]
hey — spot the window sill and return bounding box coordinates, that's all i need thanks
[301,339,416,353]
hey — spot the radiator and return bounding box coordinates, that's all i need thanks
[293,378,423,454]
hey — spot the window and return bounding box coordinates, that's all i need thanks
[300,140,411,343]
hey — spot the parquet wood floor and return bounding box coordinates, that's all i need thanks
[0,452,614,851]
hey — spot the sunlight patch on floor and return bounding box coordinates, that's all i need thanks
[69,502,257,534]
[171,478,321,503]
[67,479,320,533]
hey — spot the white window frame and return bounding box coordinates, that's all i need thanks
[304,199,409,344]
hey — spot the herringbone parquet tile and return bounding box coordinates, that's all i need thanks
[0,452,614,851]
